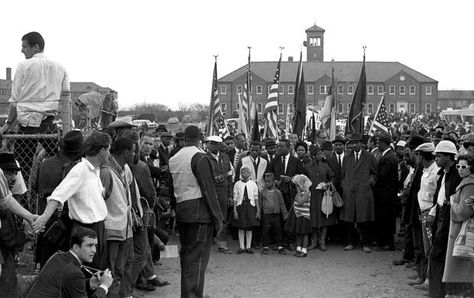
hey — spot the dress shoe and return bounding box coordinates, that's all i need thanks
[278,248,286,255]
[262,247,269,255]
[343,244,354,251]
[408,279,423,286]
[236,248,245,254]
[218,247,233,254]
[135,282,156,291]
[413,281,429,291]
[296,252,307,258]
[393,258,409,266]
[319,242,327,251]
[148,277,170,287]
[293,250,301,257]
[362,246,371,253]
[245,248,254,254]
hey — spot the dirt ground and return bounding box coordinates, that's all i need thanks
[137,240,426,298]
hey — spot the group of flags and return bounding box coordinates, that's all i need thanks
[208,48,389,142]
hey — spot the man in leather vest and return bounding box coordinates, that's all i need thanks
[169,126,223,298]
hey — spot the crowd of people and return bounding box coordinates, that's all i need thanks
[1,30,474,298]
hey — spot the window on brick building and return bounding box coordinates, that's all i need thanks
[409,103,415,113]
[309,37,321,46]
[220,85,226,95]
[257,102,262,114]
[338,85,344,95]
[337,103,344,114]
[287,103,294,114]
[425,103,432,114]
[347,85,354,95]
[409,86,416,95]
[307,85,314,95]
[388,103,395,113]
[256,85,262,94]
[378,85,384,95]
[288,85,294,95]
[368,85,374,95]
[389,85,395,95]
[237,85,242,94]
[320,85,328,94]
[426,86,432,95]
[278,103,283,114]
[399,85,406,95]
[367,103,373,114]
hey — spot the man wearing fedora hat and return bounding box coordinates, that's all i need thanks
[373,133,399,251]
[34,130,84,267]
[339,133,377,253]
[170,132,185,158]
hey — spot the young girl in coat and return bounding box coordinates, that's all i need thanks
[233,166,260,254]
[284,174,312,257]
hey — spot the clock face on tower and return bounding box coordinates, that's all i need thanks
[400,75,405,81]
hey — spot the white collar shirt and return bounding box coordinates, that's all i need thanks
[10,53,70,127]
[282,153,290,174]
[417,162,440,212]
[336,152,344,165]
[48,158,107,224]
[382,148,391,157]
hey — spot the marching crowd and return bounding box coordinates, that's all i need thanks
[1,30,474,298]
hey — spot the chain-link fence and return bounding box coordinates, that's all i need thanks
[3,133,60,213]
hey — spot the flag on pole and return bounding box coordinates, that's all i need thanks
[320,63,336,140]
[238,93,249,138]
[245,48,254,134]
[293,50,306,139]
[369,95,390,134]
[251,105,260,141]
[345,54,367,135]
[264,54,281,139]
[208,59,224,136]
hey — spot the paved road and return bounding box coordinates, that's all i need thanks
[136,242,426,298]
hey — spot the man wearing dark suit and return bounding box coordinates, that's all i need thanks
[262,138,277,163]
[265,139,304,211]
[26,227,113,298]
[326,136,346,195]
[373,133,400,250]
[340,133,378,253]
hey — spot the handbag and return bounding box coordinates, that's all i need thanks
[131,206,144,232]
[453,218,474,259]
[140,197,156,229]
[330,183,344,208]
[321,189,334,218]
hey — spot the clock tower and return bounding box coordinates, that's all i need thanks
[306,24,325,62]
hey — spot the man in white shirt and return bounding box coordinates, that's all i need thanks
[33,131,111,270]
[1,32,70,182]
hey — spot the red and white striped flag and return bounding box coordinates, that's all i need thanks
[264,54,281,139]
[209,60,223,135]
[370,95,390,134]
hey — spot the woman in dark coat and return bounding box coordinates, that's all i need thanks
[305,150,336,251]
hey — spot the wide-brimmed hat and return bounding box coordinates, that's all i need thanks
[349,133,363,142]
[108,119,137,129]
[377,133,393,145]
[59,130,84,155]
[332,136,346,144]
[174,132,185,141]
[0,153,20,171]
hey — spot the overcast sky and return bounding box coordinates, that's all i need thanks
[1,0,473,110]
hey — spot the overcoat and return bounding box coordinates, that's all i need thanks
[339,149,377,223]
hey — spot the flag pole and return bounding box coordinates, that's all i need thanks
[207,55,218,136]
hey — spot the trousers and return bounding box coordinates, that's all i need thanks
[178,222,213,298]
[107,238,133,298]
[261,214,283,247]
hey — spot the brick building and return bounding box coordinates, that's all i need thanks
[218,24,439,118]
[438,90,474,111]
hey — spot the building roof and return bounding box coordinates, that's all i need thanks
[70,82,115,93]
[438,90,474,100]
[306,25,325,32]
[219,61,437,84]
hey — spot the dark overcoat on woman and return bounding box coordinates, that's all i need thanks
[305,160,336,228]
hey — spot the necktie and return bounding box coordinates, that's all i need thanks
[355,152,359,164]
[252,157,260,179]
[338,154,342,168]
[282,155,286,174]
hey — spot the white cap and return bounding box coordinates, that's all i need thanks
[396,140,407,148]
[434,140,458,155]
[207,135,223,143]
[415,142,435,153]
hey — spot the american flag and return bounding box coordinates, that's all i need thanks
[264,54,281,139]
[245,49,253,133]
[371,95,390,133]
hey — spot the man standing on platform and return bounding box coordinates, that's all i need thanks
[1,32,70,180]
[169,126,223,298]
